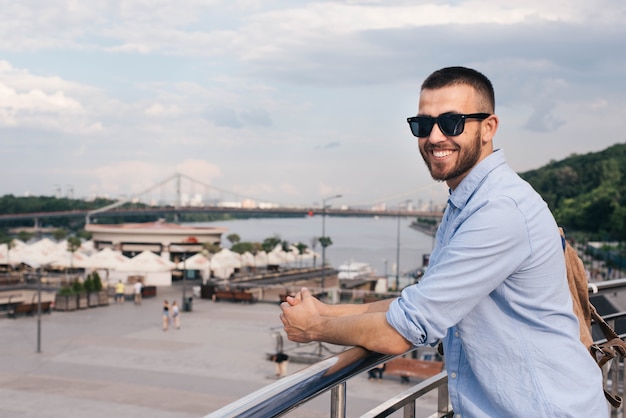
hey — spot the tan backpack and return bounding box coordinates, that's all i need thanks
[562,229,626,408]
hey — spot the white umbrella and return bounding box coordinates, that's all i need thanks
[49,251,92,269]
[212,248,242,269]
[209,256,235,280]
[116,251,176,272]
[85,248,130,270]
[176,253,210,270]
[267,251,284,266]
[254,251,268,267]
[240,251,255,267]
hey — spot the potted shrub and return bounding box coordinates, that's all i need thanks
[73,279,88,309]
[55,285,77,311]
[92,272,108,306]
[84,275,99,308]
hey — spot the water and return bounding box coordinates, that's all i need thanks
[193,215,434,277]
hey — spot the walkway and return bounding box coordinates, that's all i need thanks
[0,284,436,417]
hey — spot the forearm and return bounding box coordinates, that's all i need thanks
[312,311,412,354]
[321,297,396,317]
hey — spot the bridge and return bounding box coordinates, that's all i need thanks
[0,173,445,227]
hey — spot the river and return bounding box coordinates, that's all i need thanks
[192,215,434,277]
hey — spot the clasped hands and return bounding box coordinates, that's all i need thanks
[279,287,325,344]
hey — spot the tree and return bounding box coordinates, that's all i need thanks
[53,228,68,242]
[67,236,82,271]
[0,235,15,271]
[202,242,221,256]
[318,236,333,249]
[227,233,241,246]
[295,242,308,267]
[17,230,33,242]
[76,229,92,240]
[262,235,282,253]
[231,242,254,255]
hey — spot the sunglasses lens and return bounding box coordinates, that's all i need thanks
[409,117,435,137]
[439,114,464,136]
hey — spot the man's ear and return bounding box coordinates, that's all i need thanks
[481,114,499,144]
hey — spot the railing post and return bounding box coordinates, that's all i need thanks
[402,401,415,418]
[330,382,346,418]
[438,379,450,415]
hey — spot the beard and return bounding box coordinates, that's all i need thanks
[420,130,482,183]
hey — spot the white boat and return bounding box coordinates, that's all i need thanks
[337,261,374,280]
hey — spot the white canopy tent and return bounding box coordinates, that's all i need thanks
[176,253,211,282]
[254,251,268,268]
[49,251,92,269]
[113,251,176,286]
[83,248,130,284]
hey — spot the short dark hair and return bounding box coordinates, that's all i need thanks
[421,66,495,113]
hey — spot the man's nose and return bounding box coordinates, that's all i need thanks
[427,122,448,144]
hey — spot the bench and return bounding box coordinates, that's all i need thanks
[1,293,24,315]
[383,357,444,383]
[213,290,256,303]
[7,301,52,318]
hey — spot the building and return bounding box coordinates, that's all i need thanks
[85,220,227,260]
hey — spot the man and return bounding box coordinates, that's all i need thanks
[280,67,608,417]
[115,280,125,304]
[133,280,143,305]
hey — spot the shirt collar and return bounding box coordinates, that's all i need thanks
[448,149,506,210]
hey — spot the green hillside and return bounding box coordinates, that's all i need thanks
[519,143,626,240]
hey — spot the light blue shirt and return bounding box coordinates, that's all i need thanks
[387,150,607,417]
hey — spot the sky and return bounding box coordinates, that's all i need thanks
[1,0,625,209]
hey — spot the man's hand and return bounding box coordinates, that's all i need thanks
[280,287,322,343]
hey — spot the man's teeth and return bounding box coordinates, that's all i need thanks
[433,149,454,158]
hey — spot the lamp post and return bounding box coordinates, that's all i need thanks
[182,250,188,311]
[36,266,42,353]
[395,200,411,291]
[170,245,189,311]
[321,194,342,290]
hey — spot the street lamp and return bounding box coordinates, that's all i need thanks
[321,194,342,290]
[396,200,411,291]
[170,245,189,311]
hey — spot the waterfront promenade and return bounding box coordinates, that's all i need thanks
[0,284,437,418]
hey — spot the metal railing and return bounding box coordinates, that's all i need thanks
[206,279,626,418]
[204,347,450,418]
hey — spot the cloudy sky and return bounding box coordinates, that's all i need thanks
[1,0,625,209]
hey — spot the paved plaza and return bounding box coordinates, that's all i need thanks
[0,284,438,417]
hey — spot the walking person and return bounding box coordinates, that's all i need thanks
[133,280,143,305]
[280,67,608,417]
[162,300,170,331]
[115,280,125,304]
[270,352,289,378]
[171,300,180,330]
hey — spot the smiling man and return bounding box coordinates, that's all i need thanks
[280,66,608,417]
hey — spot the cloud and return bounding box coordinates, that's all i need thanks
[0,1,625,206]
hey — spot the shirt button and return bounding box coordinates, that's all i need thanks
[450,372,457,379]
[454,331,459,337]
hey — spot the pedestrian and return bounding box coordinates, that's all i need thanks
[162,300,170,331]
[133,280,143,305]
[171,300,180,329]
[270,352,289,378]
[115,280,125,304]
[280,67,608,417]
[367,363,385,381]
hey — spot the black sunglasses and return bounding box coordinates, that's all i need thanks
[407,113,491,138]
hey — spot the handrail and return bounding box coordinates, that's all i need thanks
[204,347,395,418]
[204,346,452,418]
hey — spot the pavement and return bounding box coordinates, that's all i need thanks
[0,284,439,418]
